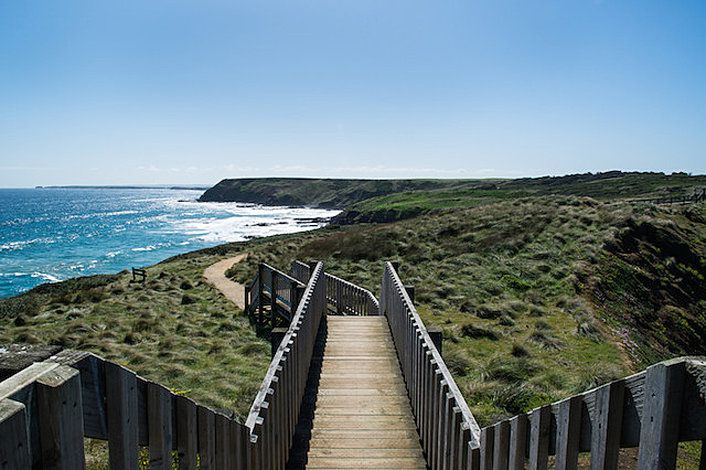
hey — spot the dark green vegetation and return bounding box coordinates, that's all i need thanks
[199,172,706,224]
[332,171,706,224]
[2,171,706,434]
[199,176,497,207]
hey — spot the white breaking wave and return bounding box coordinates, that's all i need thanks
[30,272,62,283]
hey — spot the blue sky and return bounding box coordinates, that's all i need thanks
[1,0,704,187]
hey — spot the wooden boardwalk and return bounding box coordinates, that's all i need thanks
[305,316,426,469]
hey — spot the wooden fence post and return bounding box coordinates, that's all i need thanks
[481,425,495,470]
[528,406,550,470]
[258,264,265,324]
[508,413,528,470]
[493,420,510,470]
[175,395,197,470]
[147,382,173,470]
[591,380,624,470]
[197,406,216,470]
[36,365,85,470]
[0,399,31,469]
[105,362,139,470]
[405,285,415,303]
[637,360,685,470]
[428,327,443,355]
[555,395,581,470]
[215,412,231,470]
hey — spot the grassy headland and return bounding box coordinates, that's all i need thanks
[2,171,705,430]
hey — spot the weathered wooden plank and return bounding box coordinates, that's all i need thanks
[197,405,215,470]
[493,420,510,470]
[481,425,495,470]
[54,352,109,441]
[508,413,528,470]
[36,365,85,470]
[638,360,685,470]
[591,380,624,470]
[175,395,197,470]
[147,382,173,469]
[0,399,31,469]
[0,362,59,401]
[528,405,551,470]
[105,361,138,470]
[214,412,231,470]
[469,443,481,470]
[555,395,581,470]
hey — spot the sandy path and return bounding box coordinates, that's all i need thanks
[203,253,248,310]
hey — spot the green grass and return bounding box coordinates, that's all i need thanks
[3,188,705,435]
[331,171,706,224]
[0,246,269,420]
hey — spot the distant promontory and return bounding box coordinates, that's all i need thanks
[197,178,497,209]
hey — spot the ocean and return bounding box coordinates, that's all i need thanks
[0,188,338,298]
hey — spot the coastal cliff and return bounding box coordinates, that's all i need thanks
[197,178,496,208]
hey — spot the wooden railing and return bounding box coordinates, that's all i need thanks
[0,350,251,469]
[475,356,706,470]
[288,260,311,284]
[290,260,379,316]
[381,261,481,469]
[246,262,306,330]
[0,261,326,469]
[633,188,706,205]
[245,261,326,469]
[325,272,379,316]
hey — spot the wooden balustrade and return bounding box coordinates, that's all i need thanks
[245,263,306,330]
[381,261,481,469]
[324,271,379,316]
[288,260,311,284]
[0,262,325,469]
[474,356,706,470]
[245,261,326,470]
[0,351,249,469]
[291,260,379,316]
[633,188,706,205]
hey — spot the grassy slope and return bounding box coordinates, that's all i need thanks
[0,246,269,421]
[332,171,706,224]
[2,172,705,431]
[229,197,706,425]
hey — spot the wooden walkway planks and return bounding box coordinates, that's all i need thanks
[306,316,426,469]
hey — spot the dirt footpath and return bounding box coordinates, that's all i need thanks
[203,253,248,310]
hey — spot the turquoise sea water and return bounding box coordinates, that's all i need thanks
[0,188,338,298]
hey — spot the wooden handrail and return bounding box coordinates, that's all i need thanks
[290,260,380,315]
[245,261,326,469]
[0,350,250,469]
[381,261,481,469]
[288,260,311,284]
[325,271,380,316]
[475,356,706,470]
[246,263,307,330]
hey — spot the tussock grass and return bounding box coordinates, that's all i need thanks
[3,190,705,434]
[0,248,269,421]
